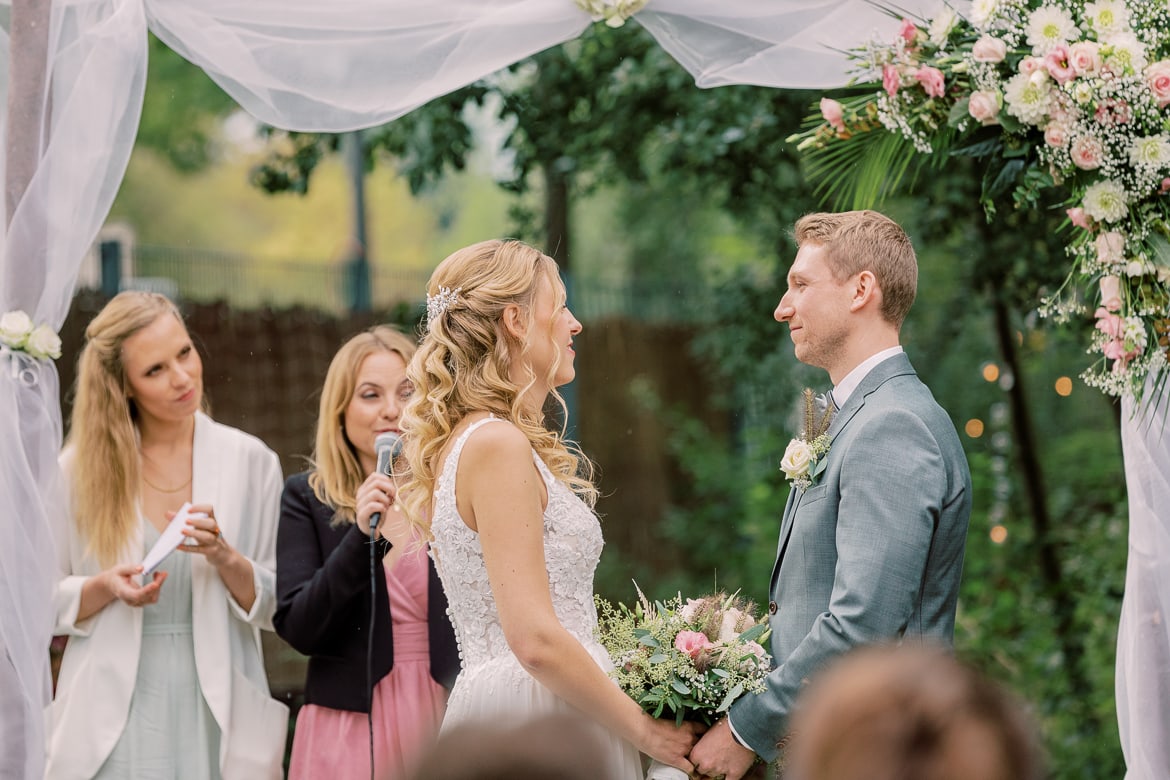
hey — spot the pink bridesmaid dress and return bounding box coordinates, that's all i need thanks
[289,546,449,779]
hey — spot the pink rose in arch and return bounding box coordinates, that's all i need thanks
[1045,45,1076,85]
[883,64,901,97]
[1146,61,1170,109]
[968,90,1002,125]
[1019,56,1044,76]
[1044,123,1069,147]
[899,18,918,45]
[1095,308,1123,339]
[674,630,714,659]
[820,98,846,133]
[1069,42,1101,75]
[1099,275,1123,312]
[916,66,945,98]
[1103,339,1131,363]
[1095,232,1125,266]
[1067,207,1091,230]
[1095,98,1132,127]
[971,35,1007,63]
[1070,136,1104,170]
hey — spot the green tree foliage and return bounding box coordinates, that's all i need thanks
[136,35,239,172]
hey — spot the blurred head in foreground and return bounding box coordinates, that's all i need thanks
[785,643,1045,780]
[408,713,611,780]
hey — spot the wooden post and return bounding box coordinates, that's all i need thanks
[4,0,52,305]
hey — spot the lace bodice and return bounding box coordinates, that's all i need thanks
[429,417,605,671]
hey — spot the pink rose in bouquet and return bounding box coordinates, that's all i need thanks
[674,630,713,659]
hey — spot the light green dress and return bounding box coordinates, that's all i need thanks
[95,519,221,779]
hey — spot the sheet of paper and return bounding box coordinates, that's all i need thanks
[141,502,206,575]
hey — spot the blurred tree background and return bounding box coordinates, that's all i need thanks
[102,24,1129,779]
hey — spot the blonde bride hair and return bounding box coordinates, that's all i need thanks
[66,292,206,567]
[398,239,596,537]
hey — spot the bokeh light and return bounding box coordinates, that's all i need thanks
[982,363,1000,382]
[1055,376,1073,396]
[990,525,1008,544]
[965,419,985,438]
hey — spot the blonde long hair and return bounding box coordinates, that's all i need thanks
[67,292,204,567]
[398,239,596,538]
[308,326,416,524]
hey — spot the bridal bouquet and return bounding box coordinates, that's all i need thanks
[790,0,1170,401]
[595,588,772,727]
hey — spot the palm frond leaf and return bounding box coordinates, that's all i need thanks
[802,128,924,210]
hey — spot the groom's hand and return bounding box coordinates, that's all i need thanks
[689,718,756,780]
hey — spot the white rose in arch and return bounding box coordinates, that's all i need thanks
[780,439,814,480]
[0,310,34,347]
[26,324,62,360]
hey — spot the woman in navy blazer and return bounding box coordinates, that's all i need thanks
[275,326,458,779]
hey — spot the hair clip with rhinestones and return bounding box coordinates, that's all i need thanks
[426,286,461,332]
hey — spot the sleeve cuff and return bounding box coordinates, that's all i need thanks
[726,717,752,750]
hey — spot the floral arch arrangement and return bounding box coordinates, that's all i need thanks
[792,0,1170,402]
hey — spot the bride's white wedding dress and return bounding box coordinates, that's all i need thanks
[430,417,642,779]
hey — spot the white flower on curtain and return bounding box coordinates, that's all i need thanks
[0,310,63,361]
[574,0,647,28]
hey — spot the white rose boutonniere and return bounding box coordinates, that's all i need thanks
[781,388,834,492]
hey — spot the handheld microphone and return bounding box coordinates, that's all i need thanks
[370,432,403,530]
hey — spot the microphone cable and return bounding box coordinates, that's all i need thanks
[367,517,378,780]
[365,433,400,780]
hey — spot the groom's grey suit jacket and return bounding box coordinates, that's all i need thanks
[729,352,972,760]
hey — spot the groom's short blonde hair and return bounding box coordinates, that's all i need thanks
[793,210,918,328]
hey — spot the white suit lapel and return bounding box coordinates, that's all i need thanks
[189,412,232,741]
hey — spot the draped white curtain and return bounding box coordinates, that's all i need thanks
[1,1,1164,779]
[1117,385,1170,780]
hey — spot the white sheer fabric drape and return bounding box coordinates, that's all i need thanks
[4,1,1163,778]
[1,2,146,778]
[142,0,945,133]
[1117,385,1170,780]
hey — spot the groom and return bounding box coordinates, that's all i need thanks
[690,210,973,779]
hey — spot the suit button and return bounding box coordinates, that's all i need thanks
[768,601,778,615]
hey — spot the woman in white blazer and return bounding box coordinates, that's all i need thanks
[47,292,287,779]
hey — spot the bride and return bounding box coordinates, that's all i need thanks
[397,239,699,778]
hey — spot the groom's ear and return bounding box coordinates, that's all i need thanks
[849,270,881,313]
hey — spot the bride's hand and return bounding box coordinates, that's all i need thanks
[637,715,704,774]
